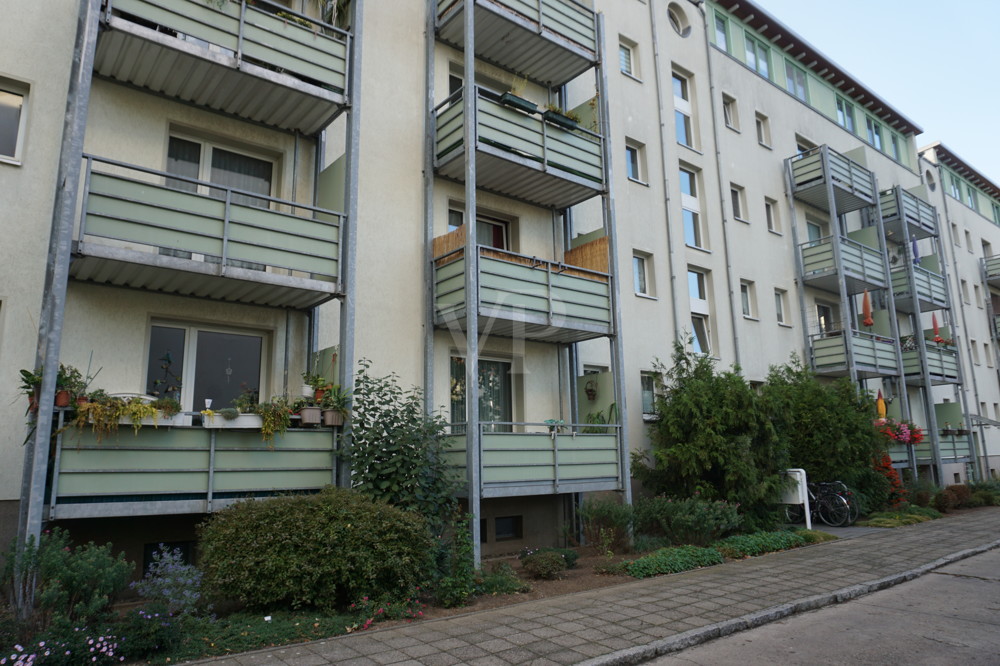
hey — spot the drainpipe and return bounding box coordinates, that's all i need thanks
[19,0,101,543]
[423,0,436,411]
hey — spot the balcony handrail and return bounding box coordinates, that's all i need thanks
[809,329,896,345]
[798,234,879,255]
[793,144,869,177]
[433,243,610,281]
[436,0,597,53]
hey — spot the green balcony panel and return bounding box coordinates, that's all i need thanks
[984,256,1000,286]
[799,236,886,293]
[98,0,349,133]
[434,88,604,209]
[436,0,597,87]
[72,156,342,309]
[790,146,875,214]
[891,265,949,312]
[902,344,959,383]
[880,187,937,240]
[811,331,898,377]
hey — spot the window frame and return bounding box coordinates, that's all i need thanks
[865,117,883,151]
[740,280,756,318]
[691,314,711,355]
[784,61,808,102]
[633,252,652,296]
[625,140,644,183]
[835,96,855,134]
[774,289,788,325]
[722,94,739,131]
[764,197,780,233]
[618,39,636,77]
[714,12,729,52]
[640,371,657,416]
[166,133,277,207]
[755,112,771,147]
[0,79,30,165]
[672,72,694,148]
[744,33,770,78]
[730,184,747,221]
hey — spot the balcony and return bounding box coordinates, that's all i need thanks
[810,330,899,378]
[880,186,938,241]
[432,230,612,343]
[983,255,1000,288]
[436,0,597,87]
[891,265,949,313]
[901,338,960,385]
[48,423,337,520]
[443,424,622,498]
[69,155,342,309]
[789,146,875,214]
[96,0,349,134]
[435,87,604,209]
[799,235,887,294]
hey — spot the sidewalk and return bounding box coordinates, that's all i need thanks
[194,508,1000,666]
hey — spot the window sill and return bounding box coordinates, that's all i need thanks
[642,413,658,423]
[743,315,759,322]
[628,176,649,187]
[678,143,704,155]
[635,293,658,301]
[778,322,794,329]
[0,156,22,166]
[725,124,740,133]
[758,142,773,150]
[767,229,783,237]
[622,72,644,84]
[686,244,712,255]
[735,217,750,225]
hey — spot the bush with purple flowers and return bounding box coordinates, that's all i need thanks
[131,545,204,616]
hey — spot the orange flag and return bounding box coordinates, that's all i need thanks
[862,289,874,327]
[876,389,887,420]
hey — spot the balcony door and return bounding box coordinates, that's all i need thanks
[448,210,509,250]
[146,324,265,412]
[450,357,513,433]
[167,135,274,208]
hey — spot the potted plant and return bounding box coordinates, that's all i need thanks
[299,397,322,426]
[55,364,84,408]
[320,384,351,427]
[302,372,332,402]
[76,396,158,441]
[256,397,291,445]
[500,74,537,113]
[956,422,970,435]
[19,368,42,414]
[542,103,580,130]
[940,421,955,436]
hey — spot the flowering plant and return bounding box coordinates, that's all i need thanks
[875,418,925,445]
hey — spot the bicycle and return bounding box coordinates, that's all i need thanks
[785,481,857,527]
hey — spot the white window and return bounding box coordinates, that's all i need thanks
[755,112,771,146]
[673,73,693,147]
[722,94,739,130]
[949,174,962,199]
[691,315,711,355]
[730,184,746,221]
[965,229,973,251]
[836,96,855,134]
[961,279,970,304]
[865,117,883,151]
[745,34,769,78]
[0,79,29,163]
[619,39,638,77]
[640,372,657,415]
[890,134,901,161]
[764,197,780,232]
[993,203,1000,224]
[784,61,807,101]
[774,289,788,324]
[972,339,980,365]
[668,3,690,37]
[688,268,707,303]
[987,342,994,367]
[633,253,651,296]
[167,135,274,208]
[146,322,266,412]
[975,283,983,307]
[951,222,961,247]
[967,184,979,212]
[625,140,644,182]
[679,167,704,249]
[816,302,839,335]
[714,13,729,51]
[740,280,756,318]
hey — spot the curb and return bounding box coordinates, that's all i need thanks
[579,537,1000,666]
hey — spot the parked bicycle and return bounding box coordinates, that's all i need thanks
[785,481,859,527]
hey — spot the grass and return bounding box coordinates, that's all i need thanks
[857,505,943,528]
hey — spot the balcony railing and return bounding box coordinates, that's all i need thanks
[880,186,938,240]
[49,420,337,520]
[789,146,875,214]
[432,235,612,343]
[891,264,949,312]
[97,0,350,133]
[436,0,597,87]
[799,235,887,293]
[810,330,899,377]
[443,422,622,497]
[901,340,960,384]
[70,155,342,309]
[983,255,1000,287]
[435,86,604,209]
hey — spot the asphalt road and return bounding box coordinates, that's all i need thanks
[650,547,1000,665]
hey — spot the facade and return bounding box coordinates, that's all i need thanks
[2,0,1000,563]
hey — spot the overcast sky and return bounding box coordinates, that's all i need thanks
[751,0,999,186]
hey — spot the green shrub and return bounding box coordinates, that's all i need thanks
[913,490,932,508]
[633,495,742,546]
[131,545,203,616]
[793,529,838,544]
[433,517,476,608]
[625,546,723,578]
[972,490,998,507]
[858,506,942,527]
[945,484,972,508]
[521,551,567,580]
[116,603,183,660]
[478,563,531,595]
[632,534,673,553]
[518,547,579,569]
[713,531,806,558]
[198,486,434,610]
[933,488,957,513]
[578,497,631,552]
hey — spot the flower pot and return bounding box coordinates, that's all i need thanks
[203,413,263,429]
[322,409,344,427]
[55,390,71,408]
[301,384,314,399]
[500,92,537,114]
[76,395,89,408]
[940,429,956,436]
[300,406,322,425]
[542,109,578,130]
[956,429,970,436]
[27,394,38,414]
[314,388,327,403]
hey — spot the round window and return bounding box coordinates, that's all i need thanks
[925,170,937,191]
[668,3,690,37]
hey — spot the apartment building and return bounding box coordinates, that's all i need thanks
[3,0,1000,563]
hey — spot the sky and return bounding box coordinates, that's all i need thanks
[751,0,1000,185]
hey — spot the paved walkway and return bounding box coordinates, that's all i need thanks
[195,508,1000,666]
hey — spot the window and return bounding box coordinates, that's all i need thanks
[764,197,780,233]
[784,61,807,101]
[668,3,690,37]
[679,168,697,197]
[774,289,788,324]
[0,79,28,163]
[714,12,729,51]
[619,40,636,77]
[967,184,979,212]
[865,117,883,151]
[682,210,701,247]
[640,372,657,415]
[673,73,693,147]
[740,280,756,318]
[167,135,274,208]
[146,323,265,411]
[679,167,704,249]
[730,184,746,221]
[816,302,839,335]
[951,222,961,247]
[755,112,770,146]
[691,315,711,355]
[447,209,509,249]
[744,34,769,78]
[722,94,739,130]
[972,340,980,365]
[625,141,644,182]
[450,357,513,432]
[965,229,973,251]
[949,174,962,199]
[494,516,523,541]
[987,342,994,367]
[993,203,1000,225]
[975,283,983,307]
[633,253,651,296]
[836,96,855,134]
[890,134,901,161]
[961,279,970,304]
[688,268,707,302]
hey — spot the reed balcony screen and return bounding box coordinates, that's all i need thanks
[799,235,887,294]
[810,330,899,377]
[436,0,597,87]
[96,0,349,133]
[890,264,949,313]
[880,186,938,241]
[789,146,875,214]
[442,424,621,497]
[49,424,336,520]
[70,155,342,309]
[435,87,604,209]
[433,231,612,343]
